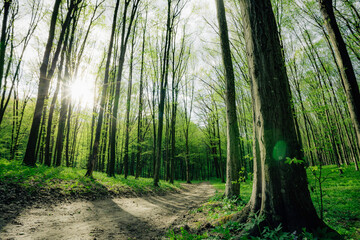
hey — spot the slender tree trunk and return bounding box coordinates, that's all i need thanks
[109,0,140,177]
[215,0,241,198]
[136,10,147,179]
[215,105,225,183]
[154,0,173,186]
[44,41,67,167]
[65,103,72,167]
[85,0,120,177]
[0,0,12,90]
[319,0,360,157]
[123,23,137,179]
[170,91,178,184]
[23,0,70,166]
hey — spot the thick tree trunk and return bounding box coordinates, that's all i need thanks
[319,0,360,158]
[215,0,241,198]
[234,0,339,236]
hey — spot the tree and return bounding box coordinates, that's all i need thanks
[153,0,186,186]
[54,1,82,167]
[135,7,148,179]
[215,0,241,198]
[86,0,120,177]
[23,0,70,166]
[123,15,138,179]
[0,0,12,92]
[108,0,140,177]
[232,0,339,236]
[182,77,194,183]
[318,0,360,163]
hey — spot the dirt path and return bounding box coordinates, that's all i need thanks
[0,182,215,240]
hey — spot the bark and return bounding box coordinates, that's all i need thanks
[54,82,68,167]
[123,21,137,179]
[65,103,72,167]
[215,0,241,198]
[109,0,140,177]
[85,0,120,177]
[44,67,61,166]
[183,79,194,184]
[54,6,78,167]
[235,0,339,236]
[23,0,71,166]
[154,0,173,186]
[44,37,68,167]
[0,0,12,90]
[215,104,225,183]
[135,10,147,179]
[319,0,360,158]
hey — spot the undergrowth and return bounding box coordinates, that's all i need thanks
[168,164,359,239]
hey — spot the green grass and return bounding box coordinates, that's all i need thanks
[0,159,181,198]
[177,164,359,239]
[307,164,360,239]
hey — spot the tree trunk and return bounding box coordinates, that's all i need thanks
[85,0,120,177]
[215,0,241,198]
[234,0,339,236]
[0,0,12,90]
[65,103,72,167]
[319,0,360,158]
[123,22,137,179]
[109,0,139,177]
[135,10,147,179]
[54,82,68,167]
[44,37,68,167]
[154,0,173,187]
[23,0,71,166]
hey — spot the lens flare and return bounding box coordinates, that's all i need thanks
[272,141,287,160]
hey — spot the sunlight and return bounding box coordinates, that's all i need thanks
[70,79,94,108]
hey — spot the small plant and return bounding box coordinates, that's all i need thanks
[285,157,304,165]
[308,163,336,220]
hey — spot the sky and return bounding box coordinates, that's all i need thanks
[11,0,220,114]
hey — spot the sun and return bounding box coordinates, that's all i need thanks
[70,78,95,108]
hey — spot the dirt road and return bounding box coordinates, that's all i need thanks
[0,182,215,240]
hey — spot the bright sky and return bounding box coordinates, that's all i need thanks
[14,0,219,111]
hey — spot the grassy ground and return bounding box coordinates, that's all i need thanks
[0,159,181,199]
[169,164,360,239]
[1,159,359,239]
[307,165,360,238]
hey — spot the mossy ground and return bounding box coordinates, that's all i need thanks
[0,159,181,199]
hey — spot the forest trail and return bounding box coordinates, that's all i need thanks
[0,182,215,240]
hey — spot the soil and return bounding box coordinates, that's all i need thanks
[0,182,215,240]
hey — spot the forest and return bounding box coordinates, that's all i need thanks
[0,0,359,239]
